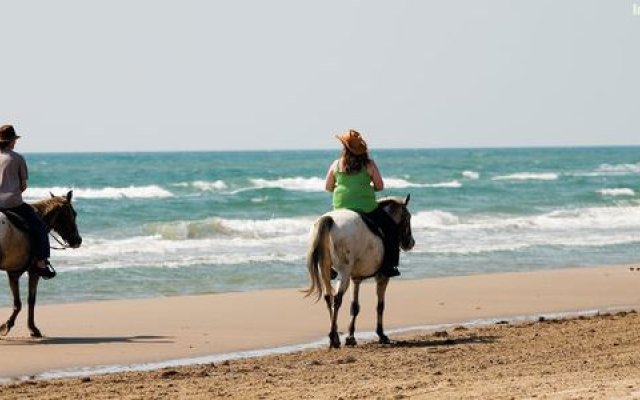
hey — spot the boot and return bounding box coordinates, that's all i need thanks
[381,265,400,278]
[34,260,56,280]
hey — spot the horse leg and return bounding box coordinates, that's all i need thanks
[27,271,42,338]
[0,272,22,336]
[328,277,350,349]
[375,276,391,344]
[345,279,361,346]
[328,291,343,348]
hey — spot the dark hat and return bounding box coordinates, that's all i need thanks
[0,125,21,142]
[336,129,368,156]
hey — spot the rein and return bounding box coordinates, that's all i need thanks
[49,231,71,250]
[42,204,73,250]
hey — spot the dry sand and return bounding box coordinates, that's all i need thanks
[1,265,640,398]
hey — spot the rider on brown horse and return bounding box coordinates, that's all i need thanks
[0,125,56,279]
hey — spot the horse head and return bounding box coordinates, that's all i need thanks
[379,194,415,251]
[34,190,82,248]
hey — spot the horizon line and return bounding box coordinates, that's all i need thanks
[22,143,640,155]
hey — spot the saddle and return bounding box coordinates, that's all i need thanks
[356,211,385,240]
[0,210,31,233]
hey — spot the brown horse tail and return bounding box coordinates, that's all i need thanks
[303,215,334,302]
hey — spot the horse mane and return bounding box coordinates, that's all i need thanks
[31,197,67,217]
[377,196,405,207]
[377,196,407,222]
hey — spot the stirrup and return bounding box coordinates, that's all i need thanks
[382,267,400,278]
[35,261,57,280]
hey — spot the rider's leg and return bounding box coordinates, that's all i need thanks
[366,206,400,277]
[11,204,55,279]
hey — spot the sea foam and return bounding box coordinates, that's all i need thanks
[491,173,559,181]
[24,186,174,200]
[597,188,635,197]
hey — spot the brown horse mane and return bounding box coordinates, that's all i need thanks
[31,196,68,218]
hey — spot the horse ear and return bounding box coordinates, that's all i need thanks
[405,194,410,206]
[66,190,73,202]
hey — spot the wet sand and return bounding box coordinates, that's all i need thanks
[1,265,640,398]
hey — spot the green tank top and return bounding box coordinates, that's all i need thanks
[332,165,377,213]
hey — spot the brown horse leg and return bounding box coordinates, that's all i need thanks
[0,272,22,336]
[27,271,42,338]
[375,276,391,344]
[345,279,361,346]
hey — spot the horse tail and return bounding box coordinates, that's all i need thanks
[303,215,334,302]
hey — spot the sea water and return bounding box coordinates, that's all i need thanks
[1,147,639,306]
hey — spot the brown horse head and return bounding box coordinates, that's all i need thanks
[32,190,82,248]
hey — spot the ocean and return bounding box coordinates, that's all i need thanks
[1,147,639,306]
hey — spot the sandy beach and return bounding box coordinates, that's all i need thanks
[1,265,640,398]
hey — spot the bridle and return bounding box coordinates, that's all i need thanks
[43,203,76,250]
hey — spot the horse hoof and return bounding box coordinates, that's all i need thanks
[30,329,42,338]
[345,337,357,347]
[0,323,10,336]
[378,335,391,345]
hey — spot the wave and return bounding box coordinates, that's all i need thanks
[408,205,640,255]
[48,203,640,269]
[491,173,559,181]
[246,176,461,192]
[174,180,228,191]
[249,177,325,192]
[53,235,307,271]
[571,163,640,177]
[596,163,640,174]
[385,178,462,189]
[144,216,314,240]
[414,205,640,231]
[24,186,174,200]
[597,188,635,197]
[462,170,479,180]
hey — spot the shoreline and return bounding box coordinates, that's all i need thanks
[1,264,639,381]
[3,306,634,385]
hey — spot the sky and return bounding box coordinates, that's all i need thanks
[1,1,639,153]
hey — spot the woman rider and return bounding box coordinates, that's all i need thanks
[324,129,400,278]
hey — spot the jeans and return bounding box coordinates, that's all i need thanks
[365,205,399,271]
[3,203,50,260]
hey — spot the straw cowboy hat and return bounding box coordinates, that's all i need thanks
[336,129,368,155]
[0,125,21,142]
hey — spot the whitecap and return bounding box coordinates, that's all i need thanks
[462,170,479,180]
[597,188,635,197]
[411,210,460,229]
[24,186,174,200]
[491,173,558,181]
[385,178,462,189]
[596,163,640,174]
[174,180,228,191]
[144,216,314,240]
[250,177,325,192]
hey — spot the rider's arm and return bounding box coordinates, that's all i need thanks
[367,160,384,192]
[19,156,28,192]
[325,160,338,192]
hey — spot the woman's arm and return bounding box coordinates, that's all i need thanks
[325,160,338,192]
[367,160,384,191]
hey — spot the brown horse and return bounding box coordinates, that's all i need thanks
[305,195,415,348]
[0,191,82,337]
